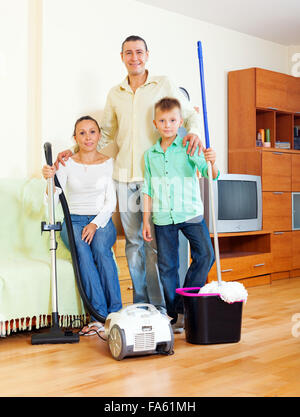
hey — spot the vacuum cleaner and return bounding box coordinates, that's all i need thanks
[104,304,174,361]
[31,143,80,344]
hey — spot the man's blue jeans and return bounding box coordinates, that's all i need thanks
[154,218,215,319]
[115,181,166,312]
[61,215,122,320]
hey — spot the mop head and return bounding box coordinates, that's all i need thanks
[199,281,248,304]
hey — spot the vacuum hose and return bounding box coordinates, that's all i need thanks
[44,142,106,324]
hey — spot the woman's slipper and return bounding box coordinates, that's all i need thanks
[79,321,105,336]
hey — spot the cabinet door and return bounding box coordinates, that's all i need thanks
[262,151,291,191]
[292,231,300,269]
[256,68,288,111]
[271,232,292,272]
[263,192,291,231]
[292,154,300,191]
[119,278,133,304]
[288,77,300,113]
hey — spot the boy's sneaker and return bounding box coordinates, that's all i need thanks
[171,313,184,334]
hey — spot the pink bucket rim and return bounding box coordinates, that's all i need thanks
[176,287,220,297]
[176,287,244,302]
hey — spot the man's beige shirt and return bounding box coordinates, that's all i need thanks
[99,73,202,183]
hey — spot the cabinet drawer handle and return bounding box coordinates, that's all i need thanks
[254,263,265,268]
[221,269,233,273]
[127,286,133,290]
[272,152,283,155]
[273,192,283,195]
[274,232,284,235]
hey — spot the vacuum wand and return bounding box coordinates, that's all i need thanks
[44,142,59,323]
[197,41,222,286]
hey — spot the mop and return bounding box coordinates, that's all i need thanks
[196,41,248,304]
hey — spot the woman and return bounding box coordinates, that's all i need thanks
[42,116,122,335]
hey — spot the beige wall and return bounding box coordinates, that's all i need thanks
[0,0,290,179]
[0,0,29,178]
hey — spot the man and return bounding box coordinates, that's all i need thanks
[56,35,203,316]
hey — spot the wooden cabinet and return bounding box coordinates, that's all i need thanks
[119,278,134,304]
[292,154,300,191]
[292,231,300,269]
[228,67,300,284]
[262,151,291,191]
[288,77,300,113]
[208,232,271,284]
[271,232,292,272]
[208,253,271,282]
[263,192,291,231]
[113,237,133,305]
[256,68,288,111]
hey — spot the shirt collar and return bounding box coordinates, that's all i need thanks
[153,135,183,153]
[119,70,158,92]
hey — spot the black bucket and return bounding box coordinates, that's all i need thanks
[176,287,244,345]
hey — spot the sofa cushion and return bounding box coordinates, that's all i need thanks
[0,177,86,336]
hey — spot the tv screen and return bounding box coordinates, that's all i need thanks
[218,180,257,220]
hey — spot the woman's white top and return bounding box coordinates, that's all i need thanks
[50,157,116,229]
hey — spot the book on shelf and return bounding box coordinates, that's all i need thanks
[275,141,291,149]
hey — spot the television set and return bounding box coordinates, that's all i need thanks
[200,173,262,233]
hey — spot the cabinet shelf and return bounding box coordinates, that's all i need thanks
[209,231,271,259]
[256,109,294,150]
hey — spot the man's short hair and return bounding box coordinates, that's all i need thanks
[121,35,148,52]
[154,97,182,115]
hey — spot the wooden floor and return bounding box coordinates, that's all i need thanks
[1,277,300,397]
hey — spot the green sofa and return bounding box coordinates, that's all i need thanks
[0,177,87,336]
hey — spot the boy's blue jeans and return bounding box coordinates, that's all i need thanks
[115,181,166,313]
[154,218,215,320]
[61,215,122,321]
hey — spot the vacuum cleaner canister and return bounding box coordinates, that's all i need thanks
[104,304,174,360]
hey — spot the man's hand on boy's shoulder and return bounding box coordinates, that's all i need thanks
[182,134,204,156]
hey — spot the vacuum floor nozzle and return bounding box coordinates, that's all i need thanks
[31,325,80,345]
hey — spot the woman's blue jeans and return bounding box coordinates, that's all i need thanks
[61,215,122,321]
[154,218,215,319]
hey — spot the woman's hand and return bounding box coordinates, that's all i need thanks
[82,223,97,245]
[42,164,56,180]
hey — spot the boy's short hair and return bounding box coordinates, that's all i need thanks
[154,97,182,116]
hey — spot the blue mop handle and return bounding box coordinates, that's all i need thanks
[197,41,222,285]
[197,41,210,149]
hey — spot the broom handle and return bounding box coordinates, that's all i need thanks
[197,41,222,285]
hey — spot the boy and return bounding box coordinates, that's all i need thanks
[142,97,219,333]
